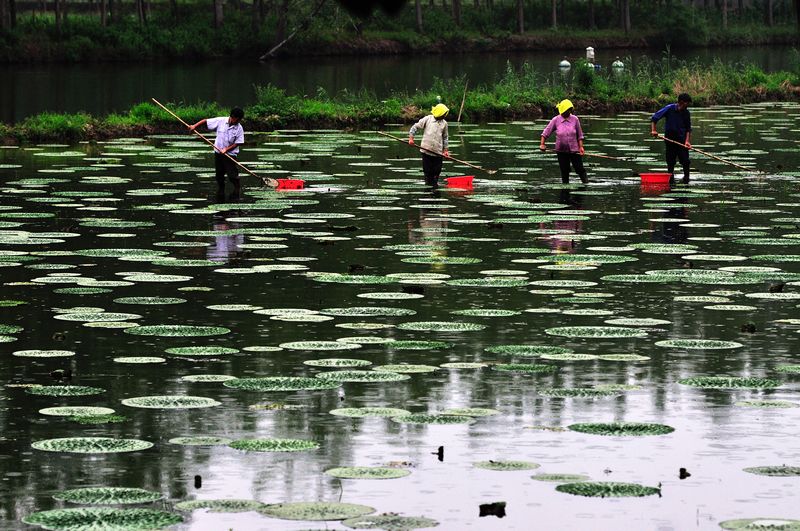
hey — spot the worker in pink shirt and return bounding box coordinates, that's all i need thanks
[539,99,589,185]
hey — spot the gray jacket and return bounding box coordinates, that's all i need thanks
[409,115,449,157]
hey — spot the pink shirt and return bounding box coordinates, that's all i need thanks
[541,115,584,153]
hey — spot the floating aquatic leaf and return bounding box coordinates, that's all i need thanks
[165,346,239,356]
[556,481,660,498]
[330,407,412,418]
[342,514,440,530]
[23,508,181,529]
[735,400,799,408]
[224,377,340,392]
[228,438,320,452]
[539,388,621,398]
[27,386,104,397]
[175,499,266,512]
[545,326,647,338]
[718,518,800,530]
[316,370,410,383]
[391,414,475,425]
[655,339,743,349]
[280,341,362,351]
[531,473,590,482]
[259,501,374,521]
[493,363,558,374]
[54,487,162,505]
[39,406,115,417]
[474,460,540,471]
[441,408,500,417]
[168,436,232,446]
[124,325,230,337]
[32,437,153,453]
[373,364,438,374]
[396,321,486,332]
[121,395,221,409]
[324,467,411,480]
[568,422,674,436]
[743,466,800,477]
[678,376,780,389]
[13,349,75,358]
[304,358,373,368]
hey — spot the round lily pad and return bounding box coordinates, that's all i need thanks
[23,508,181,529]
[656,339,743,349]
[168,436,232,446]
[175,499,266,512]
[121,395,221,409]
[329,407,412,418]
[473,460,540,471]
[678,377,780,389]
[124,325,230,337]
[27,386,105,397]
[53,487,162,505]
[743,465,800,477]
[342,515,440,530]
[391,414,475,425]
[32,437,153,453]
[13,349,75,358]
[545,326,647,338]
[224,377,340,392]
[568,422,675,436]
[259,501,374,521]
[324,467,411,480]
[556,481,660,497]
[228,439,320,452]
[718,519,800,530]
[39,406,115,417]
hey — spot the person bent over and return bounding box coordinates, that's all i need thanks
[409,104,450,189]
[190,107,245,192]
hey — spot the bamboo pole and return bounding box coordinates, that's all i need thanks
[656,134,754,172]
[377,131,496,175]
[151,98,277,188]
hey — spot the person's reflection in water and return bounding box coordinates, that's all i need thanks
[654,206,688,245]
[206,216,244,263]
[547,188,584,253]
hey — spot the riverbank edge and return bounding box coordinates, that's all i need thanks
[2,90,798,145]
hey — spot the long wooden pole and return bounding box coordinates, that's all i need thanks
[377,131,496,175]
[151,98,277,188]
[657,134,753,172]
[456,79,468,123]
[542,147,632,162]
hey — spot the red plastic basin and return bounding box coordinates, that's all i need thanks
[639,172,671,184]
[276,179,305,190]
[446,175,474,188]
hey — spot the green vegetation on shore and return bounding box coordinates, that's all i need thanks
[0,1,797,62]
[3,57,799,143]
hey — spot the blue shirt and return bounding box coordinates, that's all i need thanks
[651,104,691,140]
[207,117,245,156]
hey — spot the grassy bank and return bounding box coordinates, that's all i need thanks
[0,3,798,62]
[3,58,799,143]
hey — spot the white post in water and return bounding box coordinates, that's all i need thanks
[586,47,595,63]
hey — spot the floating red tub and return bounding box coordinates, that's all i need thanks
[639,172,671,184]
[276,179,305,190]
[446,175,474,188]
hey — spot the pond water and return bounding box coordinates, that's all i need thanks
[1,102,799,530]
[1,45,795,123]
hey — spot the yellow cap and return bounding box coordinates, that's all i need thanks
[431,103,450,119]
[557,99,574,115]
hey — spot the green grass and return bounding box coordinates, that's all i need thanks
[2,56,798,143]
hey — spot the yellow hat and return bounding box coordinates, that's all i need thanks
[557,99,574,115]
[431,103,450,119]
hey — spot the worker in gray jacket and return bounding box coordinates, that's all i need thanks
[409,104,450,189]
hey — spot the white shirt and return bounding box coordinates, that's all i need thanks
[207,117,244,156]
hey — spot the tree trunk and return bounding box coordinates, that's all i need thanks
[516,0,524,32]
[551,0,557,28]
[796,0,800,30]
[588,0,595,28]
[170,0,178,21]
[722,0,727,28]
[55,0,62,31]
[415,0,423,32]
[622,0,630,34]
[276,0,289,42]
[473,0,479,6]
[214,0,224,28]
[252,0,262,29]
[100,0,107,26]
[0,0,7,30]
[441,0,447,9]
[452,0,461,25]
[765,0,773,25]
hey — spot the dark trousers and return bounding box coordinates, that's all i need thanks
[421,153,443,188]
[556,152,588,184]
[215,153,240,188]
[665,139,690,183]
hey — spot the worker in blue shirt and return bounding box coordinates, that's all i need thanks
[650,93,692,184]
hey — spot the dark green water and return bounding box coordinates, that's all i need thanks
[1,45,795,123]
[0,103,799,530]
